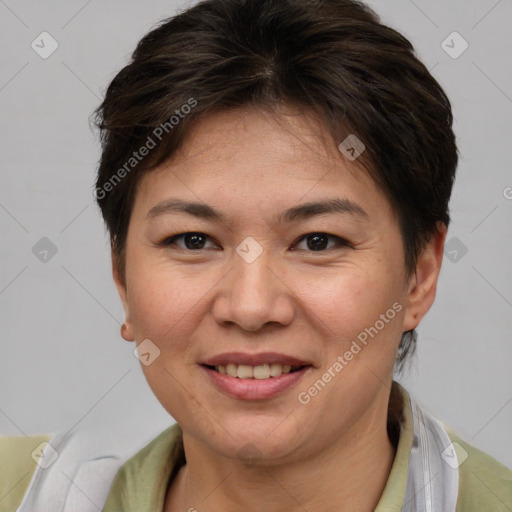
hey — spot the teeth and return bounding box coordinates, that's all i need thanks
[237,364,253,379]
[213,363,299,379]
[253,364,270,379]
[270,363,284,377]
[226,363,237,377]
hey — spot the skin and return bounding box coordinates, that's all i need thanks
[113,104,446,512]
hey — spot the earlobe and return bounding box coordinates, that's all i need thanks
[120,322,135,342]
[402,223,447,332]
[112,248,135,342]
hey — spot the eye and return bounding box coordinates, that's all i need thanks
[292,232,351,252]
[159,231,351,252]
[161,232,219,251]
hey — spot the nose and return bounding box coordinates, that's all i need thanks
[211,248,295,332]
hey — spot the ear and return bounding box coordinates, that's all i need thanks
[402,222,447,332]
[112,246,135,341]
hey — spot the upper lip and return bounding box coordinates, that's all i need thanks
[201,352,311,367]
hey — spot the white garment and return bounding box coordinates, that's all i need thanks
[14,424,157,512]
[403,398,459,512]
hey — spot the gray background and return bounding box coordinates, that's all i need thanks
[1,0,511,468]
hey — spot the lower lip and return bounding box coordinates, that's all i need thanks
[202,365,311,400]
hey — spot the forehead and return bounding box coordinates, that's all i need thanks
[132,106,396,227]
[161,106,362,179]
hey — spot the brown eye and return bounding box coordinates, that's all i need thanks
[293,233,350,252]
[162,232,218,250]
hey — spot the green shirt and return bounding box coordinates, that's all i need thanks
[1,384,511,511]
[0,434,52,512]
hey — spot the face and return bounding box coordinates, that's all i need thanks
[115,105,442,465]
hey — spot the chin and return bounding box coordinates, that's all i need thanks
[204,419,307,463]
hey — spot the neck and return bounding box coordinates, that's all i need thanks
[166,385,400,512]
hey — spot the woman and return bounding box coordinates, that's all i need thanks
[2,0,511,510]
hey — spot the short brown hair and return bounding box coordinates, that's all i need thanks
[92,0,458,374]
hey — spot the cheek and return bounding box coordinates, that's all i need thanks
[127,264,204,344]
[127,268,204,410]
[308,268,405,380]
[297,266,398,339]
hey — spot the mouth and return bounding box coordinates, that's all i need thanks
[202,363,309,380]
[200,353,314,400]
[200,352,314,399]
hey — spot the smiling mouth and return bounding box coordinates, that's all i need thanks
[203,363,308,379]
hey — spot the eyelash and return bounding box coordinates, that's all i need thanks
[159,232,352,252]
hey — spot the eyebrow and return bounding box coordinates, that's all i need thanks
[146,197,369,223]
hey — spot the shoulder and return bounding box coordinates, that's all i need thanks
[102,423,184,512]
[444,428,512,511]
[0,433,53,512]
